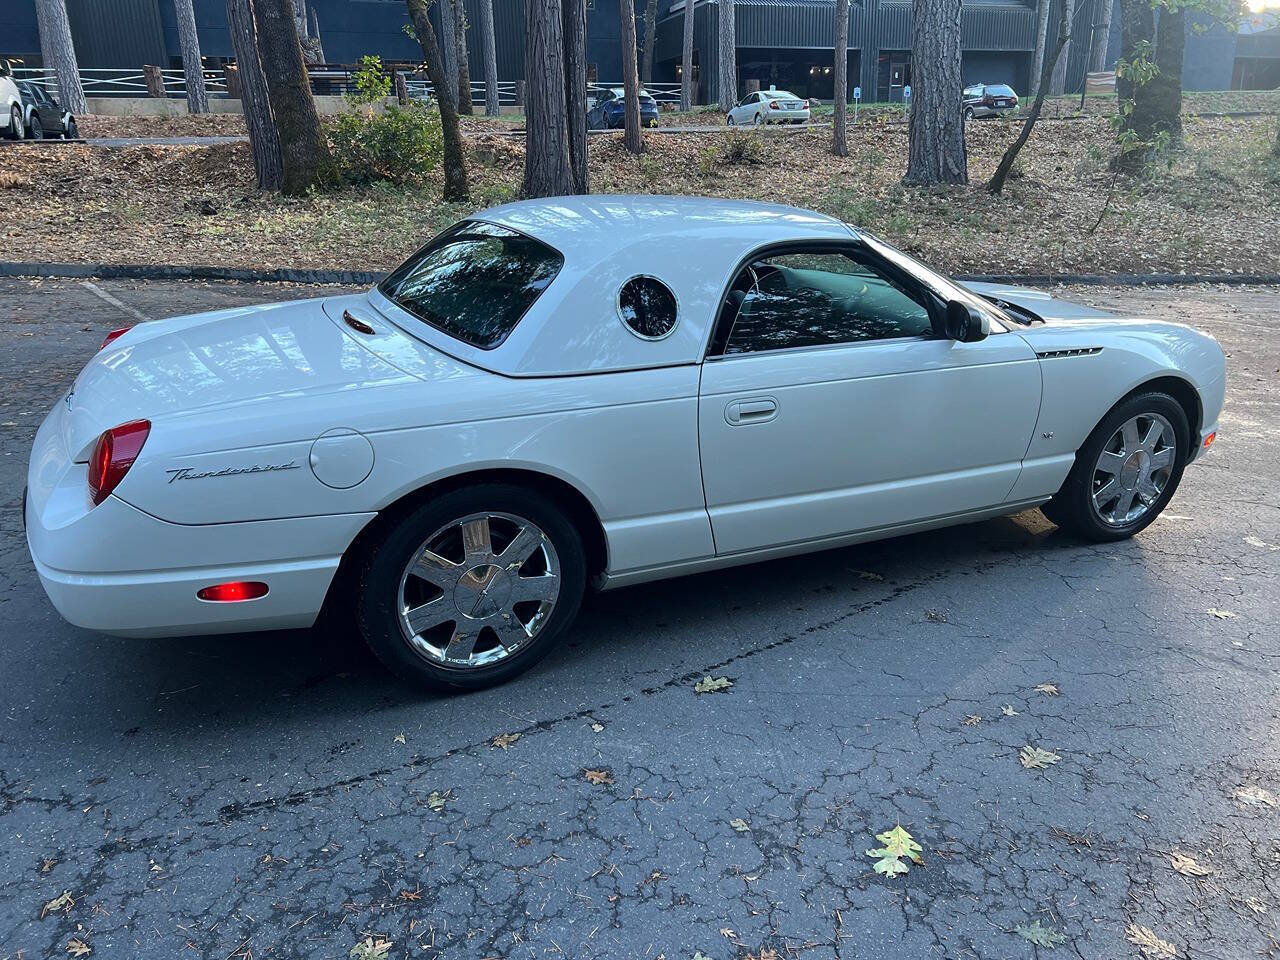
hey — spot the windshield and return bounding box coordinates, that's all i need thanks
[379,221,563,350]
[856,230,1014,329]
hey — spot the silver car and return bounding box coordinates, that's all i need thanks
[727,89,811,126]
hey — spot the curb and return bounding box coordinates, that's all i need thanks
[3,261,1279,288]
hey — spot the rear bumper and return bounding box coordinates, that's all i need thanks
[971,105,1018,117]
[767,109,810,122]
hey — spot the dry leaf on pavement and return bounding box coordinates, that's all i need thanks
[66,940,92,957]
[1232,784,1276,807]
[491,732,521,750]
[729,818,751,833]
[1001,704,1019,716]
[42,891,75,919]
[1169,851,1214,877]
[1206,608,1237,619]
[583,768,615,785]
[350,936,393,960]
[694,676,733,694]
[1020,745,1062,769]
[1124,923,1178,958]
[1013,919,1068,948]
[425,790,450,812]
[963,714,982,726]
[1034,683,1060,696]
[865,824,923,877]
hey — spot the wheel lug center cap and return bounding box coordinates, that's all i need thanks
[454,563,511,619]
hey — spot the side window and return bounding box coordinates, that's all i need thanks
[716,249,935,356]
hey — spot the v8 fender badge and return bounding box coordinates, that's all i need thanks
[165,461,302,484]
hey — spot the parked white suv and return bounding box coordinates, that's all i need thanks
[1,60,25,140]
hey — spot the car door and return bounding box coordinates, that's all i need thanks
[731,93,755,124]
[697,243,1042,556]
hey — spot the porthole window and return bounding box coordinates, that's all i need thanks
[618,275,678,340]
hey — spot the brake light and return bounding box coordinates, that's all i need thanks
[983,95,995,106]
[100,327,130,350]
[802,100,810,109]
[197,581,269,602]
[769,100,780,109]
[87,419,150,506]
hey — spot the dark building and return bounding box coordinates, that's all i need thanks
[0,0,1275,102]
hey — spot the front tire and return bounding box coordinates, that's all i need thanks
[1043,391,1189,541]
[726,114,735,125]
[355,484,587,692]
[64,117,79,140]
[7,105,24,140]
[28,114,43,140]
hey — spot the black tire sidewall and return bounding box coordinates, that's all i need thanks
[1053,391,1190,541]
[29,114,42,139]
[9,106,23,140]
[356,484,586,692]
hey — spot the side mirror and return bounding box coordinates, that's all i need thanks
[944,300,989,342]
[0,60,11,78]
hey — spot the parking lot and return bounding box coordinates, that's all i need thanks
[1,277,1277,960]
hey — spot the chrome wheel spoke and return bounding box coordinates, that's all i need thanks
[1093,477,1120,507]
[1112,487,1137,522]
[498,524,544,570]
[1138,477,1162,503]
[413,548,460,588]
[1121,419,1140,453]
[1141,419,1165,452]
[492,615,531,650]
[1091,413,1176,527]
[404,597,450,635]
[1096,451,1126,476]
[443,625,478,662]
[1149,447,1174,471]
[510,573,559,604]
[460,517,493,562]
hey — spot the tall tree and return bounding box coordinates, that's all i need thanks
[718,0,736,110]
[563,0,589,192]
[642,0,658,84]
[252,0,338,195]
[455,0,474,114]
[438,0,460,106]
[1089,0,1116,72]
[523,0,574,196]
[479,0,500,116]
[680,0,695,109]
[1029,0,1051,96]
[620,0,643,153]
[407,0,470,199]
[174,0,210,113]
[989,0,1070,193]
[1136,4,1186,146]
[1048,0,1076,94]
[832,0,849,157]
[227,0,282,190]
[291,0,324,62]
[1115,0,1153,106]
[904,0,967,185]
[33,0,86,114]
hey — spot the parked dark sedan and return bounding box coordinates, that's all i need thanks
[587,87,660,130]
[17,80,78,139]
[962,83,1019,120]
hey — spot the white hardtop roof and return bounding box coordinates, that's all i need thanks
[372,196,857,378]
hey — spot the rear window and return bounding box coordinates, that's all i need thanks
[988,85,1016,96]
[379,221,563,350]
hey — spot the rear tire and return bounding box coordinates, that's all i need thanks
[1042,391,1189,541]
[28,114,43,140]
[65,117,78,140]
[355,484,587,692]
[964,106,975,121]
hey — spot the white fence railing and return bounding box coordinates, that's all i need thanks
[13,67,228,98]
[401,79,520,106]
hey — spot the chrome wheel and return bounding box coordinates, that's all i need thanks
[1091,413,1177,525]
[396,511,561,670]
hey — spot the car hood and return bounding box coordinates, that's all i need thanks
[964,282,1123,322]
[60,295,423,458]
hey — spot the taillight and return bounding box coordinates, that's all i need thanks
[197,581,269,602]
[802,100,810,109]
[101,327,130,350]
[983,95,995,106]
[87,419,150,507]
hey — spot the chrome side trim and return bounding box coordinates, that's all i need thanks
[1035,346,1103,359]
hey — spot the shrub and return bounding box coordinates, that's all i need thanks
[329,55,443,186]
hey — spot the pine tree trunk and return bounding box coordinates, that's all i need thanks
[620,0,643,153]
[718,0,736,111]
[642,0,658,85]
[307,5,326,61]
[1115,0,1152,107]
[832,0,849,156]
[174,0,210,113]
[480,0,499,115]
[1142,5,1184,145]
[522,0,573,197]
[456,0,473,114]
[1048,0,1075,95]
[680,0,695,109]
[563,0,589,191]
[1029,0,1050,98]
[438,0,459,108]
[227,0,282,190]
[407,0,469,200]
[989,0,1069,193]
[904,0,966,185]
[33,0,86,114]
[1089,0,1115,73]
[252,0,338,195]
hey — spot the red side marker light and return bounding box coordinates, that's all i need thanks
[101,327,131,350]
[197,581,269,602]
[1203,432,1216,449]
[87,419,150,506]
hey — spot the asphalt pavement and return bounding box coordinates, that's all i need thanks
[1,278,1277,960]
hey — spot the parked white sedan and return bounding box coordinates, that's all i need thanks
[727,89,811,125]
[26,197,1225,690]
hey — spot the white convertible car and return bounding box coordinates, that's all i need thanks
[26,197,1225,690]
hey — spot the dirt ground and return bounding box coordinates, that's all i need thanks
[6,112,1280,277]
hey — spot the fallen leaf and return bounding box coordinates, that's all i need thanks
[42,891,75,919]
[425,790,450,813]
[583,768,615,786]
[729,818,751,833]
[1124,923,1178,958]
[491,732,521,750]
[1001,704,1020,717]
[1014,919,1068,948]
[393,733,406,745]
[1034,683,1060,696]
[853,570,884,581]
[41,858,57,873]
[1206,608,1236,619]
[1232,784,1276,807]
[720,928,736,937]
[66,939,92,957]
[1244,535,1278,551]
[1020,745,1062,770]
[590,721,605,732]
[350,936,393,960]
[963,714,982,726]
[925,609,948,623]
[694,676,733,694]
[1169,851,1214,877]
[866,824,923,877]
[691,953,712,960]
[1244,896,1266,913]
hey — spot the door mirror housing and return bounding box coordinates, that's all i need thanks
[944,300,989,342]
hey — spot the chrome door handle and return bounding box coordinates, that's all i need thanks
[725,397,778,425]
